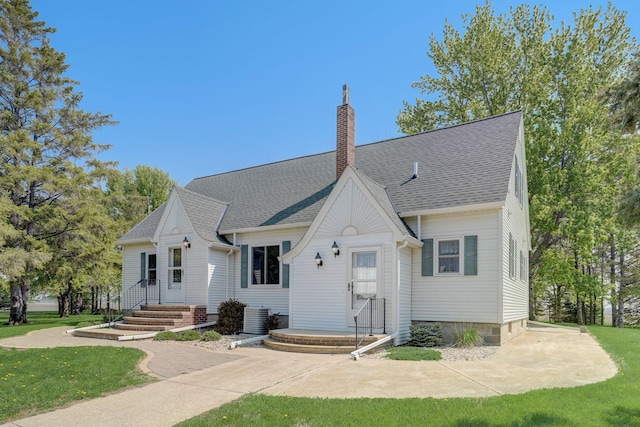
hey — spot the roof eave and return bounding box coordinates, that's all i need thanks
[219,221,312,235]
[400,201,505,218]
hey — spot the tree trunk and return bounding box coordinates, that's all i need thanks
[72,291,83,315]
[8,280,29,325]
[576,294,584,325]
[58,282,72,318]
[614,253,626,328]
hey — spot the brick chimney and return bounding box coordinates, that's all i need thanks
[336,84,355,179]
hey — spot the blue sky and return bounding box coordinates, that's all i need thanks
[30,1,640,185]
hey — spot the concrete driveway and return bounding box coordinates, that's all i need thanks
[0,323,618,427]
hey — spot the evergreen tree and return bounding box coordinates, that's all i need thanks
[0,0,115,324]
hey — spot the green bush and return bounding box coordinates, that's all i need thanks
[176,330,201,341]
[201,330,222,341]
[264,313,280,332]
[453,324,484,348]
[407,322,443,347]
[154,331,177,341]
[214,299,246,334]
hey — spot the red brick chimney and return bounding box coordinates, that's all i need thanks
[336,84,355,179]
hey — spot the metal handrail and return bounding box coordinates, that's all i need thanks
[119,279,161,321]
[354,297,386,350]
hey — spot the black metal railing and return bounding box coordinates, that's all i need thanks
[354,297,386,350]
[120,279,161,320]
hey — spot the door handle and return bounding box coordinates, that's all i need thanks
[347,282,351,292]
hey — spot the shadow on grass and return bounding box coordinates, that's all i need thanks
[454,413,570,427]
[607,405,640,426]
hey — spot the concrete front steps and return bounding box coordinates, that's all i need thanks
[71,305,207,340]
[263,328,386,354]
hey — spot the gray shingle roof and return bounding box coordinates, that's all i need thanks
[119,111,522,242]
[174,187,228,243]
[116,204,166,244]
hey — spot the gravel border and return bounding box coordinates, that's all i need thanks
[166,335,498,361]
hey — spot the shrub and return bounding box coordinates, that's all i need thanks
[154,331,177,341]
[214,299,246,334]
[201,330,222,341]
[176,330,202,341]
[264,313,280,332]
[453,324,484,348]
[407,322,443,347]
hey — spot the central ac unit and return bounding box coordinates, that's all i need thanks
[243,307,269,334]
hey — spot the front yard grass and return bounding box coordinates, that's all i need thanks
[0,346,152,423]
[385,346,441,361]
[178,325,640,427]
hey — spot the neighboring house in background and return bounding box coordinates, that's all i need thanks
[116,87,530,345]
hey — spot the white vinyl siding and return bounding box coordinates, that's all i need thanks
[207,249,228,313]
[501,127,529,322]
[412,211,500,323]
[232,228,305,315]
[397,247,412,344]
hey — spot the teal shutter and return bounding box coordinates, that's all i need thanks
[464,235,478,275]
[282,241,291,288]
[140,252,146,284]
[421,239,433,276]
[240,245,248,288]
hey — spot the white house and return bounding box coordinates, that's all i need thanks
[116,87,530,346]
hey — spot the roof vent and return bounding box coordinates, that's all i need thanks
[412,162,419,180]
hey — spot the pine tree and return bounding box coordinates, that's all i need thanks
[0,0,115,324]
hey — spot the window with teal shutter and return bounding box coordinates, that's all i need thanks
[464,235,477,275]
[140,252,146,284]
[282,240,290,288]
[421,239,433,276]
[240,245,248,288]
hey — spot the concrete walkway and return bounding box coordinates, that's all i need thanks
[0,324,618,427]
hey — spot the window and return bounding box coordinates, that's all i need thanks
[168,247,182,289]
[148,254,157,285]
[520,251,526,281]
[437,239,460,274]
[509,234,515,278]
[252,245,280,285]
[515,156,522,205]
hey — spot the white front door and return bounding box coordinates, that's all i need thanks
[166,247,186,303]
[347,248,381,327]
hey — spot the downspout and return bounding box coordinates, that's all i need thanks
[396,239,409,346]
[225,233,237,301]
[225,248,234,301]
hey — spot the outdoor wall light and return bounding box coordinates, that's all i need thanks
[183,237,191,249]
[315,252,323,268]
[332,241,340,257]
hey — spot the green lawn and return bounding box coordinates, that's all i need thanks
[178,326,640,427]
[0,310,154,423]
[0,310,105,339]
[0,346,152,423]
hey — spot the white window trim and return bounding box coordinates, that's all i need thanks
[168,247,183,288]
[249,243,282,287]
[434,237,463,276]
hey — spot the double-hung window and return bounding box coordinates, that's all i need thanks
[509,234,516,279]
[437,239,460,274]
[148,254,157,285]
[515,156,522,205]
[168,247,182,289]
[252,245,280,285]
